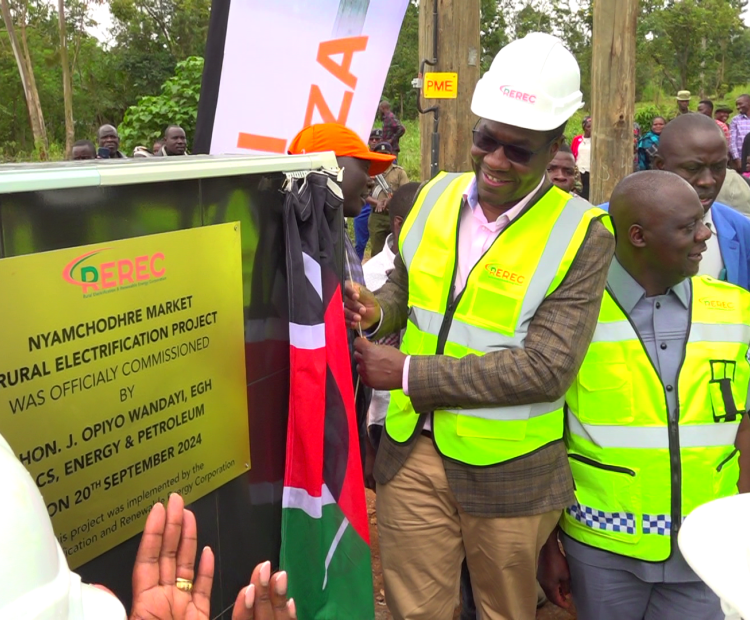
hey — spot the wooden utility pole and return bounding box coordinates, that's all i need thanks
[590,0,638,205]
[418,0,481,180]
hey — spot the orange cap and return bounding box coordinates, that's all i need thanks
[288,123,395,176]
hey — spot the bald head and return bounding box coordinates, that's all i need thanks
[610,171,697,238]
[658,113,724,160]
[610,170,711,294]
[654,113,728,211]
[97,124,120,157]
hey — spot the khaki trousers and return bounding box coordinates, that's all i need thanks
[376,436,559,620]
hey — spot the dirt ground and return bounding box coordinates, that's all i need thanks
[367,490,576,620]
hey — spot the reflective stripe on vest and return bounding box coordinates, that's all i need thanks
[561,275,750,561]
[386,172,610,466]
[567,410,741,448]
[592,320,750,345]
[400,172,459,269]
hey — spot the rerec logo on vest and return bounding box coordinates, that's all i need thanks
[484,263,526,285]
[698,297,735,310]
[498,85,537,104]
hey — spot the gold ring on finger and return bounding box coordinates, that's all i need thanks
[176,578,193,592]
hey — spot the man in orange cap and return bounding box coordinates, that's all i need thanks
[289,122,396,470]
[288,123,395,219]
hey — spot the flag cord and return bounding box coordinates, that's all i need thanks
[344,246,363,402]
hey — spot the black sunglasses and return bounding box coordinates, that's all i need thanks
[471,126,557,165]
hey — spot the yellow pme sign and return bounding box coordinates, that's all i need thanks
[424,72,458,99]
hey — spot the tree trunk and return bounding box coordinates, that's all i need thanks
[19,3,47,154]
[699,36,706,98]
[58,0,74,157]
[0,0,48,157]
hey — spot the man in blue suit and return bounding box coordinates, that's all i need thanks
[602,113,750,289]
[654,113,750,289]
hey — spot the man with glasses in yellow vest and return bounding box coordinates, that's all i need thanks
[538,170,750,620]
[344,33,615,620]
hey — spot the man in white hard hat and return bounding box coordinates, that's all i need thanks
[679,494,750,620]
[344,32,615,620]
[538,171,750,620]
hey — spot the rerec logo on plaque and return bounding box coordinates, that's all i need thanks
[62,248,167,295]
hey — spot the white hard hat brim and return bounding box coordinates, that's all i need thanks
[79,581,127,620]
[679,494,750,619]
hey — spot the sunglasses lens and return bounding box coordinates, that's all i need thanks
[504,145,534,165]
[472,131,534,165]
[472,131,497,152]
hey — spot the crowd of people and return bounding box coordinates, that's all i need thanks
[69,124,189,161]
[10,27,750,620]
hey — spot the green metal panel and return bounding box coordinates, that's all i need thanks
[0,153,338,193]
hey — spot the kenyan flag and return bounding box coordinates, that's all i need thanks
[280,170,374,619]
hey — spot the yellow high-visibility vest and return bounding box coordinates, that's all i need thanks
[562,276,750,561]
[385,171,611,466]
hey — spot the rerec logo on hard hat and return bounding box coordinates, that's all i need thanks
[498,85,537,104]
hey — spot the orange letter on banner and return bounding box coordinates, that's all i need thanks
[236,133,287,153]
[316,36,368,89]
[304,86,354,127]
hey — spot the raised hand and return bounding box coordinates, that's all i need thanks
[130,494,213,620]
[231,561,297,620]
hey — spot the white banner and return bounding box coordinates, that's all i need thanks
[204,0,409,155]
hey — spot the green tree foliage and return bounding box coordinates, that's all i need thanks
[118,56,202,152]
[0,0,208,159]
[480,0,507,73]
[638,0,749,97]
[107,0,210,98]
[381,0,418,120]
[2,0,750,160]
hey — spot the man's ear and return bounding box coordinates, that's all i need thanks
[629,223,647,248]
[653,156,665,171]
[545,138,562,165]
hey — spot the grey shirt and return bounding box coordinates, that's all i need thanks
[562,257,698,582]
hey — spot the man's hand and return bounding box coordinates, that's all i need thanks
[374,196,389,213]
[130,494,214,620]
[354,337,406,390]
[344,281,382,331]
[537,529,572,611]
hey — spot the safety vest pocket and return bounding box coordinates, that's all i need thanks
[567,453,641,543]
[707,360,743,422]
[713,447,740,498]
[461,281,523,335]
[455,408,528,441]
[408,253,453,309]
[576,363,634,424]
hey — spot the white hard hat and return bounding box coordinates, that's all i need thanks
[678,494,750,620]
[0,434,126,620]
[471,32,584,132]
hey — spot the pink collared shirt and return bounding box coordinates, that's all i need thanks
[403,175,546,405]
